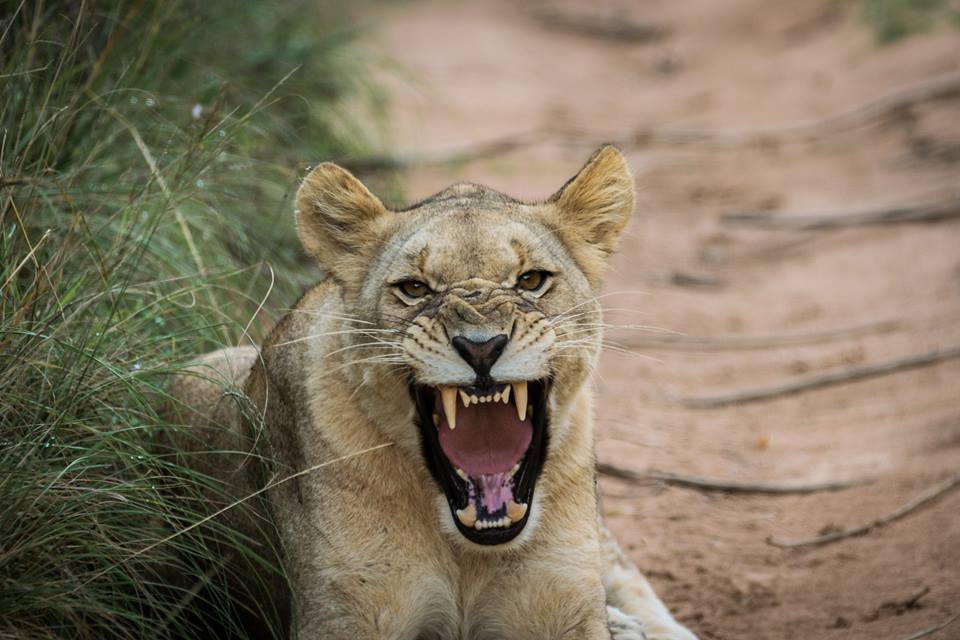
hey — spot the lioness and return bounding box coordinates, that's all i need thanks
[168,146,696,639]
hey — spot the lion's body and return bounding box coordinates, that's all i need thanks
[166,148,696,639]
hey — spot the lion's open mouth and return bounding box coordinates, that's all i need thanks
[412,379,549,545]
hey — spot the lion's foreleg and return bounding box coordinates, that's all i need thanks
[600,522,697,640]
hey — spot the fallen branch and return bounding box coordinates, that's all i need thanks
[903,612,960,640]
[615,319,899,351]
[644,270,725,289]
[336,132,542,173]
[616,71,960,147]
[767,472,960,548]
[676,345,960,409]
[530,7,668,44]
[864,586,930,622]
[722,198,960,230]
[597,462,863,495]
[337,73,960,172]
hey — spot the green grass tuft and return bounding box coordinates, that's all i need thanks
[863,0,960,43]
[0,1,380,637]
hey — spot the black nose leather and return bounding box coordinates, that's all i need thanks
[452,334,508,383]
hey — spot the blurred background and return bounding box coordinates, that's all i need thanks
[2,1,959,639]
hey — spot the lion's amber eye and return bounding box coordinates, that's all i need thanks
[396,280,431,300]
[516,270,549,293]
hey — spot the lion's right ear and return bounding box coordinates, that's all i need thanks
[295,163,389,272]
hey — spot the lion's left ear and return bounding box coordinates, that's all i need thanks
[548,145,635,259]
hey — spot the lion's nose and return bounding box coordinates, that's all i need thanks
[452,334,508,384]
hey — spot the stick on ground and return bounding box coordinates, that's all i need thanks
[902,613,960,640]
[336,132,542,173]
[616,71,960,147]
[722,198,960,230]
[336,73,960,172]
[616,319,899,351]
[530,7,668,44]
[767,472,960,548]
[677,346,960,409]
[597,462,863,495]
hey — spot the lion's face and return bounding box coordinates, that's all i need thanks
[296,147,634,546]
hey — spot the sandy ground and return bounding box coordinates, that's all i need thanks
[353,1,960,638]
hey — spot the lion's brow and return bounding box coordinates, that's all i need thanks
[398,246,430,273]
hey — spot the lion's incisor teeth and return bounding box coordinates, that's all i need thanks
[513,381,528,421]
[507,500,527,522]
[501,385,511,404]
[456,503,477,527]
[459,389,470,408]
[440,386,457,430]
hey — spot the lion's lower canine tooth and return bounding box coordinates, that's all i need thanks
[507,500,527,521]
[513,381,528,421]
[440,386,457,429]
[456,503,477,527]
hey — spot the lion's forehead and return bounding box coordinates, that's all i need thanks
[388,209,567,283]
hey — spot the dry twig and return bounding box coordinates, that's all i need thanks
[767,472,960,548]
[676,346,960,409]
[337,132,542,173]
[597,462,863,495]
[616,71,960,147]
[336,73,960,171]
[722,198,960,230]
[616,319,899,351]
[902,613,960,640]
[530,7,667,44]
[341,72,960,174]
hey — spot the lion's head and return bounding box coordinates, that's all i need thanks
[295,146,634,546]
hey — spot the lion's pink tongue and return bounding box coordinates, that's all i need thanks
[437,395,531,475]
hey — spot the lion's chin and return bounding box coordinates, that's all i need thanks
[411,379,550,545]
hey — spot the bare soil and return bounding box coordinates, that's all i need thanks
[355,1,960,637]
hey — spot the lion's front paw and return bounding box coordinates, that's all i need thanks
[607,605,699,640]
[607,606,647,640]
[636,620,698,640]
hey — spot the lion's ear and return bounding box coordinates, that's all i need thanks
[295,163,389,273]
[548,145,634,265]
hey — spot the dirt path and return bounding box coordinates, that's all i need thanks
[356,1,960,637]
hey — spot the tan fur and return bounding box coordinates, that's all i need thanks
[167,146,695,639]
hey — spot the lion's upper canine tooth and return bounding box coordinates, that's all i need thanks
[440,386,457,430]
[513,381,528,421]
[459,389,470,408]
[456,503,477,527]
[507,500,528,521]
